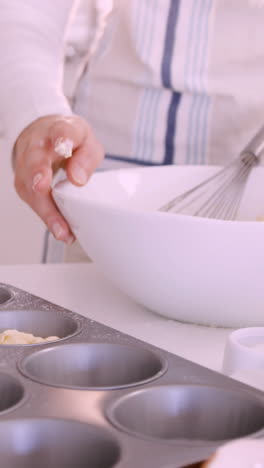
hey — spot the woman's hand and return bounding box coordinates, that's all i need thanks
[14,115,104,244]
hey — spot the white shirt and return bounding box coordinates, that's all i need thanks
[1,0,264,167]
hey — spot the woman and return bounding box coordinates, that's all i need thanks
[0,0,263,256]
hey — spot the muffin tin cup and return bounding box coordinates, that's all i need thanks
[107,385,264,444]
[0,286,13,305]
[0,418,120,468]
[0,309,81,347]
[0,372,25,414]
[18,342,167,390]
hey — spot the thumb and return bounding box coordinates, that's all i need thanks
[48,116,88,158]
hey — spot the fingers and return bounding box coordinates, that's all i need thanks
[49,116,104,183]
[15,147,74,244]
[31,191,75,245]
[49,116,88,156]
[31,164,53,194]
[66,136,104,186]
[16,177,75,244]
[14,114,104,245]
[16,148,53,195]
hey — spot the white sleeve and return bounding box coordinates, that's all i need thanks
[0,0,79,155]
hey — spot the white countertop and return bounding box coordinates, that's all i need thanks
[0,263,232,374]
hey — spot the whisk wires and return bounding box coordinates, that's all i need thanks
[160,152,258,220]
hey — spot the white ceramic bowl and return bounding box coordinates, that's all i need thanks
[53,165,264,327]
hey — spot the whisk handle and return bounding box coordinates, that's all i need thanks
[241,125,264,159]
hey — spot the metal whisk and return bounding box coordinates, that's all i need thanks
[160,126,264,220]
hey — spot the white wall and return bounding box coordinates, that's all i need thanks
[0,140,45,264]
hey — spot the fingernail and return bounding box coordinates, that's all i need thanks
[51,222,65,240]
[54,137,73,159]
[32,173,43,191]
[66,234,75,245]
[71,165,87,185]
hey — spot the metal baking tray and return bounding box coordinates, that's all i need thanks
[0,282,263,468]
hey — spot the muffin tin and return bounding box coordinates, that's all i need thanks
[0,282,264,468]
